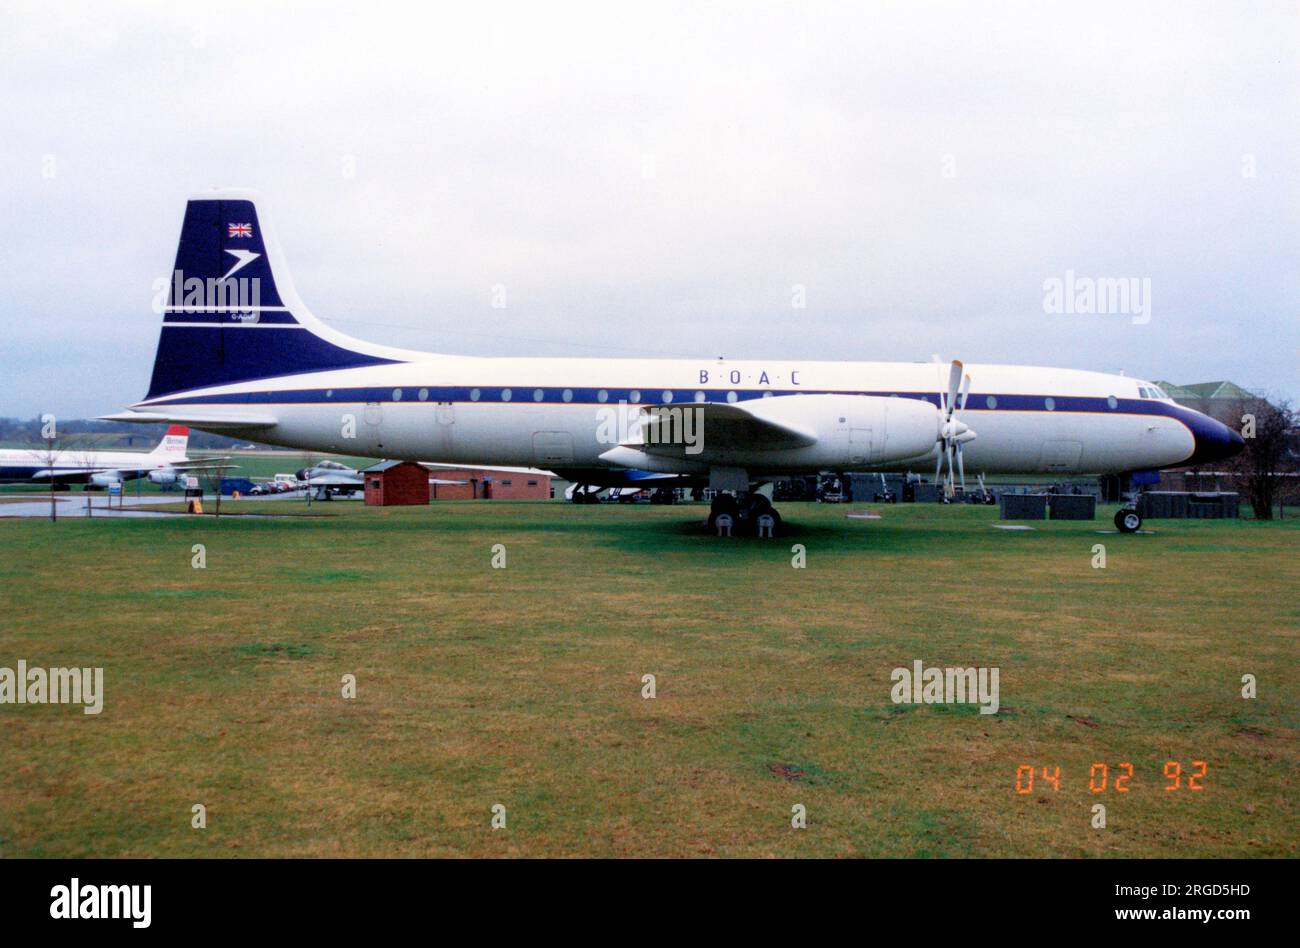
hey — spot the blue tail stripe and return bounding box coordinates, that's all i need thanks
[162,312,301,325]
[146,324,397,400]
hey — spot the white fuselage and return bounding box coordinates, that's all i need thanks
[135,354,1201,477]
[0,446,183,483]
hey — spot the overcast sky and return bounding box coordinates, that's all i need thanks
[2,1,1296,417]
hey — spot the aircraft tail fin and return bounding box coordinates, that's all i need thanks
[143,190,415,402]
[149,425,190,458]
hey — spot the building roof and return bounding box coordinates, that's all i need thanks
[420,462,555,477]
[361,460,421,473]
[1153,380,1258,402]
[1152,380,1198,400]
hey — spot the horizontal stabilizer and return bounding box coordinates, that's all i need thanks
[99,411,278,431]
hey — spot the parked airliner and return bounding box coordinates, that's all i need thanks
[0,426,227,488]
[104,191,1244,531]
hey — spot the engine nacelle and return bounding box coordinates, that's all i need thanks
[739,394,942,467]
[90,472,123,488]
[601,394,943,474]
[149,469,178,485]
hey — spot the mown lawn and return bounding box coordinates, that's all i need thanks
[0,501,1295,857]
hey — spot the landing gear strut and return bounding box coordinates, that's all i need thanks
[708,492,783,536]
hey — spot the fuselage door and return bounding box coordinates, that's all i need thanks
[533,431,574,466]
[849,427,873,465]
[434,402,455,455]
[1040,440,1082,471]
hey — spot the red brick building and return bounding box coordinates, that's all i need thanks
[363,461,431,506]
[425,466,552,500]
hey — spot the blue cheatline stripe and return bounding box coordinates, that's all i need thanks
[142,386,1186,418]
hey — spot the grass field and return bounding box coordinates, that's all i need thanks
[0,501,1295,857]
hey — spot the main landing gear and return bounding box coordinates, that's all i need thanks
[707,492,783,536]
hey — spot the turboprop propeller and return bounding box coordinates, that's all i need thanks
[934,360,978,498]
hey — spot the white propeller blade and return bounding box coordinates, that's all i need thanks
[945,440,955,497]
[945,360,963,422]
[933,360,977,497]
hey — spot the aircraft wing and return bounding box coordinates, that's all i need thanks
[171,463,240,473]
[30,468,109,481]
[634,401,816,453]
[169,457,236,469]
[302,473,364,486]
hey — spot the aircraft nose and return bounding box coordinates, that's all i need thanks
[1185,412,1246,466]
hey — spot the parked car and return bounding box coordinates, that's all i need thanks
[273,473,303,491]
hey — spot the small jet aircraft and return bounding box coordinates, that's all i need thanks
[105,191,1246,532]
[0,426,231,489]
[295,459,364,497]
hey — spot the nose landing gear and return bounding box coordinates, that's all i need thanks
[1114,508,1143,533]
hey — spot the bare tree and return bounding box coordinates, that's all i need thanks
[300,449,317,507]
[1222,397,1298,520]
[73,443,94,519]
[24,414,95,522]
[196,459,237,518]
[34,422,62,523]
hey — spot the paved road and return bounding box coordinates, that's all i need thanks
[0,493,288,519]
